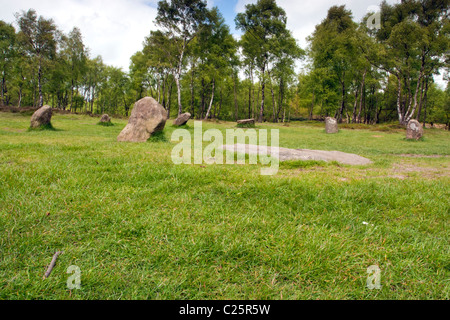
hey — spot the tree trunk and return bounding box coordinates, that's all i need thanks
[162,73,167,109]
[395,75,404,124]
[309,89,315,121]
[268,69,277,123]
[176,41,186,117]
[354,69,366,123]
[276,77,284,121]
[258,63,266,123]
[337,77,345,123]
[1,75,5,105]
[190,65,195,117]
[38,57,44,107]
[249,67,253,119]
[200,78,205,119]
[18,87,22,108]
[248,81,252,119]
[204,78,215,120]
[217,88,223,119]
[234,73,238,121]
[167,80,173,118]
[352,86,359,124]
[416,76,429,122]
[422,80,429,126]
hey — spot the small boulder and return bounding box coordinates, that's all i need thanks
[325,117,338,134]
[237,119,255,125]
[173,112,191,126]
[406,119,423,140]
[117,97,167,142]
[100,114,111,123]
[30,105,52,129]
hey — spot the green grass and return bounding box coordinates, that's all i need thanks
[28,122,56,131]
[0,112,449,300]
[237,122,256,128]
[97,121,114,127]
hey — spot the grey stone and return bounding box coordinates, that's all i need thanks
[173,112,191,126]
[100,114,111,123]
[117,97,167,142]
[30,105,52,129]
[325,117,338,133]
[237,119,255,125]
[406,119,423,140]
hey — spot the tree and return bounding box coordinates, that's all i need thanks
[200,8,238,120]
[308,5,359,122]
[0,21,16,105]
[15,9,57,107]
[370,0,449,125]
[155,0,208,117]
[142,30,179,116]
[61,27,88,111]
[268,29,304,122]
[236,0,291,123]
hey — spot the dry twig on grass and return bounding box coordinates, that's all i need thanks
[43,251,63,279]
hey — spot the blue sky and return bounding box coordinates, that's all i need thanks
[210,0,240,34]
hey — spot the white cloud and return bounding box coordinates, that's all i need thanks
[235,0,400,50]
[0,0,159,71]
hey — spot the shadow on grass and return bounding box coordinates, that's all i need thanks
[148,130,169,142]
[236,123,256,129]
[97,121,115,127]
[404,136,426,142]
[27,123,62,132]
[171,124,190,129]
[279,159,340,169]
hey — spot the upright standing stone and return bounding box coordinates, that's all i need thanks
[100,114,111,123]
[173,112,191,126]
[117,97,167,142]
[30,105,52,129]
[325,117,338,134]
[406,119,423,140]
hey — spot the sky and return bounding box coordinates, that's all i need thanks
[0,0,446,87]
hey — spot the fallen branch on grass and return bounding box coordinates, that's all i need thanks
[43,251,63,279]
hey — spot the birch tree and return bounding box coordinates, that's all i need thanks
[155,0,208,117]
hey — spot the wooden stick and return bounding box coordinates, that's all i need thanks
[43,251,63,279]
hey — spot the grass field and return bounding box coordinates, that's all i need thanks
[0,111,449,300]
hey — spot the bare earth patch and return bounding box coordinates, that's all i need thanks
[2,127,26,133]
[277,160,449,181]
[221,143,373,165]
[398,154,450,158]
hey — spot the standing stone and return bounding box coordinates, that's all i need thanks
[325,117,338,134]
[30,105,52,129]
[406,119,423,140]
[173,112,191,126]
[100,114,111,123]
[117,97,167,142]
